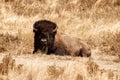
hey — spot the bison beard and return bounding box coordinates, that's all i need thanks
[33,20,57,54]
[54,32,91,57]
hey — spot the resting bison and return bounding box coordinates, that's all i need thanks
[54,32,91,57]
[32,20,91,57]
[33,20,57,54]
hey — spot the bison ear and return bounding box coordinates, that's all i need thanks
[52,26,58,32]
[33,27,38,32]
[33,22,38,32]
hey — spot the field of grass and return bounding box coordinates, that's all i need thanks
[0,0,120,80]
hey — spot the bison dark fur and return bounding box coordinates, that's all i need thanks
[33,20,57,54]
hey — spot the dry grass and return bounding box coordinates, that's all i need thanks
[0,0,120,80]
[0,54,24,79]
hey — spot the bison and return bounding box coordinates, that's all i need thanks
[33,20,57,54]
[32,20,91,57]
[54,32,91,57]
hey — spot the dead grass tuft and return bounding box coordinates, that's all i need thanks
[0,54,24,76]
[86,24,120,56]
[86,58,99,76]
[0,33,20,52]
[76,74,84,80]
[47,65,64,79]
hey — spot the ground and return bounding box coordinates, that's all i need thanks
[0,0,120,80]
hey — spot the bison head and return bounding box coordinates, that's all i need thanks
[33,20,57,54]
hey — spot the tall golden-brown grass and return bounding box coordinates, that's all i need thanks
[0,0,120,80]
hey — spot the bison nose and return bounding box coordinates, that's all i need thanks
[41,38,47,45]
[41,38,47,42]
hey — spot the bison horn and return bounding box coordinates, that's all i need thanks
[33,27,38,31]
[52,27,58,32]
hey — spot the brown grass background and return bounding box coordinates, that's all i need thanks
[0,0,120,80]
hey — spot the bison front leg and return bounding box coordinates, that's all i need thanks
[47,46,57,55]
[33,34,40,54]
[33,49,37,54]
[33,43,39,54]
